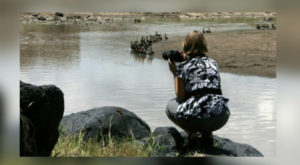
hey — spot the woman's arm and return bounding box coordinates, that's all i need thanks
[168,59,187,101]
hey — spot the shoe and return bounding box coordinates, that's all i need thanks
[199,132,213,147]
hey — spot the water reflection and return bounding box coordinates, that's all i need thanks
[20,25,81,70]
[130,51,153,64]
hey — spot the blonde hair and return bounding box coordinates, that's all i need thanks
[182,30,208,57]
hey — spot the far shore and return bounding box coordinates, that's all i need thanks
[152,30,276,78]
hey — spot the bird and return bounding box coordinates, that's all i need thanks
[256,24,261,30]
[206,27,211,33]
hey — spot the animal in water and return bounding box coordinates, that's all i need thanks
[164,33,168,40]
[146,47,154,55]
[130,32,165,55]
[206,27,211,33]
[263,24,270,30]
[202,28,211,34]
[264,17,273,22]
[256,24,261,30]
[134,19,141,23]
[271,24,276,30]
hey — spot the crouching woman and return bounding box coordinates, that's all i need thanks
[166,30,230,146]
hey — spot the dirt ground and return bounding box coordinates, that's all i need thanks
[152,30,276,77]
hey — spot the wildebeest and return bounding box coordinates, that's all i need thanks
[130,32,166,55]
[134,19,141,23]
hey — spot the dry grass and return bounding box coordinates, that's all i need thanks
[51,132,159,157]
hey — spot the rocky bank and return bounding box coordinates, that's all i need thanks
[60,106,263,157]
[20,81,263,157]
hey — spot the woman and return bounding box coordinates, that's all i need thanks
[166,30,230,146]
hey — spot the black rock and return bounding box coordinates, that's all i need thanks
[20,81,64,156]
[73,15,81,19]
[37,16,46,21]
[20,114,37,156]
[179,131,263,157]
[212,136,263,156]
[55,12,64,17]
[60,106,151,141]
[151,127,184,157]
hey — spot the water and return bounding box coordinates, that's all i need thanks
[20,22,275,156]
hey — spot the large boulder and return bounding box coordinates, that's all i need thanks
[60,106,151,141]
[20,81,64,156]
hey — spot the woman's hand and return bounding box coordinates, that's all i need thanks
[168,58,177,76]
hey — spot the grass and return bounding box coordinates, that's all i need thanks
[51,131,160,157]
[53,116,160,157]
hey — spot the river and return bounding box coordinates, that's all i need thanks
[20,22,276,156]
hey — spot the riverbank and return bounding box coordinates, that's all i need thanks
[152,30,276,77]
[20,12,276,25]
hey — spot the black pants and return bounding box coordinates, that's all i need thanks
[165,98,230,134]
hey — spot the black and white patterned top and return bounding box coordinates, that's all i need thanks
[176,56,230,119]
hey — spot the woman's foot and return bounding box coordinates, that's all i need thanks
[187,132,213,149]
[200,132,214,147]
[189,132,202,140]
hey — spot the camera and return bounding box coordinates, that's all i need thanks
[162,50,185,62]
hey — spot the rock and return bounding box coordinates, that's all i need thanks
[88,18,97,22]
[20,81,64,156]
[37,16,46,21]
[20,114,37,155]
[179,131,263,157]
[60,106,151,141]
[67,16,73,20]
[212,136,263,156]
[73,15,81,19]
[151,127,184,157]
[55,12,64,17]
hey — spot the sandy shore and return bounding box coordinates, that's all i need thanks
[152,30,276,77]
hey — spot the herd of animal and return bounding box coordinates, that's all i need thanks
[256,23,276,30]
[256,17,276,30]
[130,32,168,55]
[202,27,212,33]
